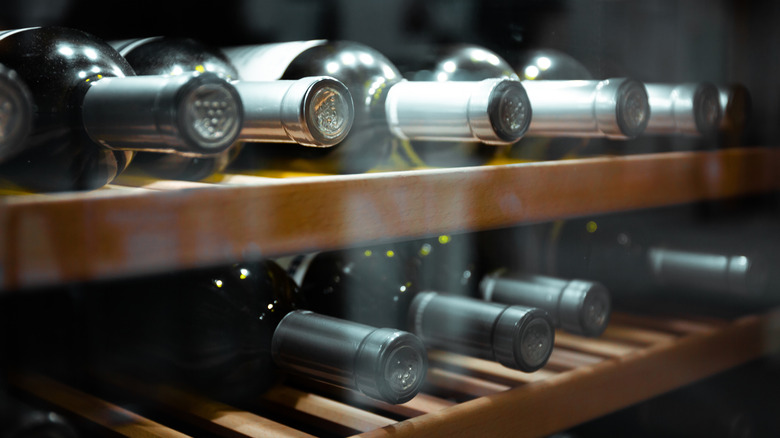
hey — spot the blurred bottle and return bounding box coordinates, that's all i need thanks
[281,244,555,372]
[5,260,427,405]
[112,37,354,180]
[223,40,528,174]
[545,206,776,312]
[717,84,751,147]
[0,27,243,192]
[643,83,722,136]
[0,390,78,438]
[402,232,611,337]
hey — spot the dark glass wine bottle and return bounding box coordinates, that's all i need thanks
[396,44,531,167]
[223,41,529,174]
[81,260,426,404]
[0,27,243,192]
[403,232,611,337]
[112,37,354,180]
[547,207,775,312]
[281,245,555,372]
[717,84,751,147]
[0,63,33,164]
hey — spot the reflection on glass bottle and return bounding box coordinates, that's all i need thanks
[283,243,555,372]
[0,63,33,164]
[0,27,242,192]
[223,41,528,173]
[112,37,354,180]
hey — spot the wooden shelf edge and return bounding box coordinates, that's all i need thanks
[1,148,777,291]
[354,309,780,438]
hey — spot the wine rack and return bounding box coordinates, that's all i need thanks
[10,309,778,437]
[3,147,779,437]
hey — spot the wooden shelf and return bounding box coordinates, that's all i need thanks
[12,308,780,437]
[1,147,778,291]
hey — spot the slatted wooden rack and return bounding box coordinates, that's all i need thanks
[10,309,780,437]
[3,147,780,436]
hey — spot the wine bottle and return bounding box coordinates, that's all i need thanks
[112,37,354,180]
[395,44,531,167]
[223,40,529,174]
[547,207,775,312]
[0,27,243,192]
[717,84,751,147]
[79,260,426,404]
[404,232,611,337]
[0,63,33,164]
[281,245,555,372]
[643,83,722,136]
[480,271,611,337]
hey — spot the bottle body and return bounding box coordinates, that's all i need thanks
[284,245,555,372]
[0,28,243,191]
[0,27,136,191]
[113,37,355,180]
[225,41,529,173]
[547,207,775,312]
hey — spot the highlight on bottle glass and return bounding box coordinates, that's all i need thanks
[0,64,33,162]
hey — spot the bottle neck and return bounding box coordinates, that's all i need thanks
[384,78,531,144]
[644,83,722,135]
[234,76,353,147]
[81,72,243,155]
[271,310,426,404]
[522,78,649,139]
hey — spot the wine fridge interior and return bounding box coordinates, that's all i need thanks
[2,1,780,437]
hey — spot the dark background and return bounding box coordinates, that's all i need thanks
[1,0,778,147]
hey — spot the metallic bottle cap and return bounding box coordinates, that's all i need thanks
[354,328,428,404]
[483,79,532,143]
[492,306,555,372]
[558,280,611,337]
[179,76,243,153]
[0,64,33,162]
[284,76,354,146]
[596,78,650,139]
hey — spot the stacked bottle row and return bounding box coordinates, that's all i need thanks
[0,27,749,192]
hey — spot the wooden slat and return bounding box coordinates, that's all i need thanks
[609,312,723,335]
[553,332,638,358]
[424,368,511,398]
[260,386,397,434]
[10,373,190,438]
[544,348,605,371]
[356,309,780,438]
[100,375,314,438]
[0,148,777,291]
[601,323,678,346]
[427,350,557,384]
